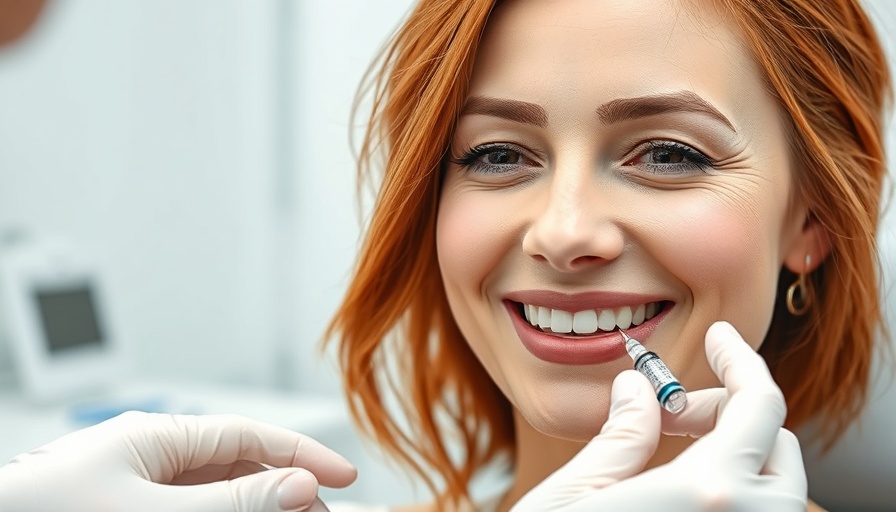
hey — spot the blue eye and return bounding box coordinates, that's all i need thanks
[451,143,537,174]
[626,141,714,174]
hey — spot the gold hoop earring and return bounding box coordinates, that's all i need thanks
[786,254,813,316]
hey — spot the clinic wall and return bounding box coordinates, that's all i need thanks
[0,0,419,400]
[0,0,281,386]
[0,0,412,393]
[282,0,417,394]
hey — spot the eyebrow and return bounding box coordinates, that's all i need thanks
[459,90,735,132]
[460,96,548,128]
[596,91,736,131]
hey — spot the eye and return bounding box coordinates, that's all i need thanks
[624,140,714,174]
[450,142,539,174]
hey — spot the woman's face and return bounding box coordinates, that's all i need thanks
[436,0,818,440]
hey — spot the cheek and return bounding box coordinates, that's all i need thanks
[646,192,786,345]
[436,189,522,400]
[436,191,515,298]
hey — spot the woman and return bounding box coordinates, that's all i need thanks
[327,0,891,510]
[0,0,888,510]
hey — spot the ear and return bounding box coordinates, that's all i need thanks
[783,213,831,273]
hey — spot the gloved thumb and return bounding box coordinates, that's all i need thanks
[517,369,660,509]
[160,467,322,512]
[555,370,661,487]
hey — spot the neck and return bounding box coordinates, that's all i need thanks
[496,408,695,511]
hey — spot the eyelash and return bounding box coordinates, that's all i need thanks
[451,140,715,176]
[450,142,538,175]
[626,140,715,174]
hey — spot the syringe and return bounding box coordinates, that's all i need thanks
[620,330,687,414]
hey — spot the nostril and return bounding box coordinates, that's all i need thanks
[571,255,600,266]
[522,220,625,272]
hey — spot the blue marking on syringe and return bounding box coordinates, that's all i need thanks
[620,330,688,414]
[657,381,685,405]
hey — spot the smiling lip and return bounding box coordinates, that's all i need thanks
[503,290,671,365]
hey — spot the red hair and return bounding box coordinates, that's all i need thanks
[707,0,892,445]
[326,1,506,507]
[325,0,891,506]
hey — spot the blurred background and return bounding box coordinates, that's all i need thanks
[0,0,893,509]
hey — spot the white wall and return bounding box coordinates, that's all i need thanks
[0,0,281,386]
[0,0,423,505]
[281,0,415,393]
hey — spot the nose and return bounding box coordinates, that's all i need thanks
[522,173,625,273]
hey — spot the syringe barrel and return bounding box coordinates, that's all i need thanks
[634,351,687,414]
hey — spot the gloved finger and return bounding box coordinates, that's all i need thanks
[660,388,728,438]
[703,321,786,472]
[539,370,661,491]
[168,460,268,485]
[123,413,357,487]
[160,466,320,512]
[759,429,808,509]
[761,429,806,493]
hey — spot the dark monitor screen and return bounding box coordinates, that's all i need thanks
[34,285,104,353]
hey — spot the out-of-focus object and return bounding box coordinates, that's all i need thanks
[0,0,47,47]
[0,233,126,402]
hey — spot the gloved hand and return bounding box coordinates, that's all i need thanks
[0,412,357,512]
[513,321,807,511]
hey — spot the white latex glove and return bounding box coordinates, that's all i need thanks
[513,321,807,511]
[0,412,357,512]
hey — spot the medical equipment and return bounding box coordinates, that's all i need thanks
[620,330,687,414]
[0,235,126,402]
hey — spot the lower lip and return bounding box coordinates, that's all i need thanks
[504,301,669,365]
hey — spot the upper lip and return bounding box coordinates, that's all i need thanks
[504,290,670,312]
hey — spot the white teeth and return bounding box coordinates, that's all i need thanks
[537,307,551,328]
[615,306,633,330]
[550,310,573,333]
[597,309,616,331]
[632,304,646,325]
[521,301,665,335]
[572,310,598,334]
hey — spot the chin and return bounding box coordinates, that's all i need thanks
[517,386,613,441]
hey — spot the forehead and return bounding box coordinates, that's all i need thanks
[469,0,766,126]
